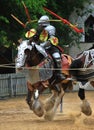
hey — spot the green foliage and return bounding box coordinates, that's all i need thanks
[45,0,89,49]
[0,16,9,24]
[0,0,90,57]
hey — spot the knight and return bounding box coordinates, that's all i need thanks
[37,15,66,83]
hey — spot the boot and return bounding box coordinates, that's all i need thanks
[54,58,66,83]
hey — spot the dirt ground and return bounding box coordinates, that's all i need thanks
[0,91,94,130]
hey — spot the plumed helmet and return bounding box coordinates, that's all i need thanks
[38,15,50,26]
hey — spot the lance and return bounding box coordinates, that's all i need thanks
[22,1,31,22]
[11,14,26,28]
[44,7,83,33]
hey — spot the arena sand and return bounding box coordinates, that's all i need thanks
[0,91,94,130]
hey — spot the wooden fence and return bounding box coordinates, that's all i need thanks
[0,73,50,99]
[0,73,94,99]
[0,73,27,98]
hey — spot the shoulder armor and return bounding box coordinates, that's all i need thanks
[45,25,56,36]
[49,36,58,46]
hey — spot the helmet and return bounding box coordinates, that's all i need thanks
[25,28,36,38]
[38,15,50,26]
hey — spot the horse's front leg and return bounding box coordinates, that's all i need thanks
[32,89,44,117]
[43,82,62,112]
[44,89,58,112]
[44,84,65,120]
[78,82,92,116]
[26,81,34,110]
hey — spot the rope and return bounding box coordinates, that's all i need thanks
[0,63,94,71]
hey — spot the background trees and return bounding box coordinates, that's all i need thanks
[0,0,89,58]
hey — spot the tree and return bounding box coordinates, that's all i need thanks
[0,0,90,54]
[0,0,47,45]
[45,0,90,47]
[0,0,47,59]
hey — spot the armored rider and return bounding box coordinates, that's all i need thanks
[37,15,66,83]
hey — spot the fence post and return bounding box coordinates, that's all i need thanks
[8,75,13,97]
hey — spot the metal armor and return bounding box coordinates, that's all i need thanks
[40,25,58,49]
[38,15,66,83]
[16,40,48,68]
[16,40,32,68]
[38,15,50,27]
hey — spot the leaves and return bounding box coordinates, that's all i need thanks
[0,0,90,57]
[0,16,9,24]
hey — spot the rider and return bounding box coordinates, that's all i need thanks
[37,15,66,83]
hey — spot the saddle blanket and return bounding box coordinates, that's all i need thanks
[27,58,53,84]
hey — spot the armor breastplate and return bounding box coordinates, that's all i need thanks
[35,44,48,57]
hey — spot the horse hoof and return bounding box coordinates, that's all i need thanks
[44,112,54,121]
[80,99,92,116]
[44,110,55,121]
[32,100,44,117]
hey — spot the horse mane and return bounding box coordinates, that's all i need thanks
[25,45,45,66]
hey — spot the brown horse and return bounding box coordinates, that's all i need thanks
[16,40,73,120]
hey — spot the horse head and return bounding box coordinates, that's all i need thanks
[16,40,32,69]
[16,39,48,68]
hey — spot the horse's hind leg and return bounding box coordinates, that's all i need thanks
[80,98,92,116]
[78,87,92,116]
[90,81,94,88]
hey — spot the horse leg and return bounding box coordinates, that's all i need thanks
[26,81,34,110]
[44,89,58,112]
[78,84,92,116]
[90,81,94,88]
[44,84,65,120]
[44,83,62,112]
[26,81,45,117]
[32,89,44,117]
[26,89,34,110]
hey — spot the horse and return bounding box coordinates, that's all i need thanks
[69,45,94,116]
[16,39,73,120]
